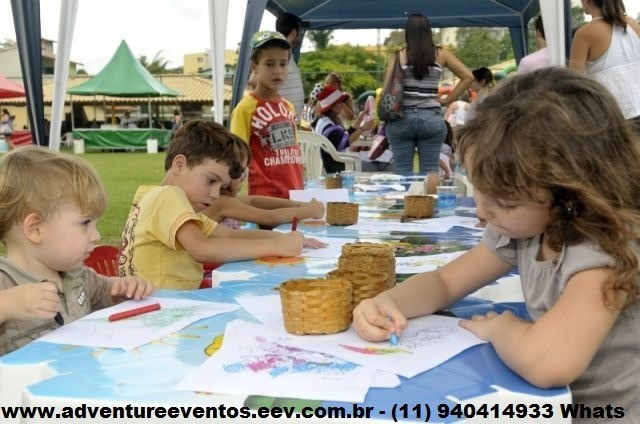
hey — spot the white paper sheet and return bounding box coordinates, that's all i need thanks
[176,320,377,402]
[345,215,485,234]
[411,214,485,231]
[235,295,486,378]
[283,315,485,378]
[301,236,356,258]
[39,297,240,350]
[289,188,350,204]
[395,250,467,274]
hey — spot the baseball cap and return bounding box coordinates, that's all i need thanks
[317,85,349,114]
[250,30,291,55]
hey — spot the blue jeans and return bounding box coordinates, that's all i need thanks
[385,108,446,175]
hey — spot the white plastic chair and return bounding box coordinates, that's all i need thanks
[297,131,362,179]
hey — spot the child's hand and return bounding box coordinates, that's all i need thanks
[276,231,304,257]
[353,111,366,128]
[0,282,61,322]
[109,276,155,301]
[352,296,408,342]
[307,198,325,219]
[459,310,516,341]
[302,237,328,249]
[361,118,376,133]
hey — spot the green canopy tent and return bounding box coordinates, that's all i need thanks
[67,40,179,129]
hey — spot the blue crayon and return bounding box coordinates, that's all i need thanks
[389,332,399,345]
[388,315,399,345]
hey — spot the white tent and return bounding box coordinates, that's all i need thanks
[18,0,567,151]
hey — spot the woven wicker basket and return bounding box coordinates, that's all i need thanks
[325,174,343,189]
[338,242,396,278]
[404,195,435,219]
[329,242,396,307]
[279,277,353,335]
[328,269,393,308]
[326,202,359,225]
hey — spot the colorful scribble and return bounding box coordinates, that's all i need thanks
[339,344,411,355]
[223,336,357,378]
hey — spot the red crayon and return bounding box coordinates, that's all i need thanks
[291,217,298,231]
[108,303,161,322]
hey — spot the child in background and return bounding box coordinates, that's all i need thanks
[203,140,325,228]
[0,147,154,355]
[353,68,639,422]
[119,120,323,291]
[466,67,495,121]
[230,30,304,199]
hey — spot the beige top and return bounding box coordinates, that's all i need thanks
[0,258,113,355]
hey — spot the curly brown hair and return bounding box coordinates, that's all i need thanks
[457,67,640,308]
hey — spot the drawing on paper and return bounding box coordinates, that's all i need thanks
[396,327,456,349]
[223,336,358,378]
[339,345,412,355]
[84,305,211,330]
[340,326,456,354]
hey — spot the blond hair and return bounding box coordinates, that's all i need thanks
[0,147,106,239]
[457,67,640,307]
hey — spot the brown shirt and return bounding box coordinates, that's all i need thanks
[0,258,113,355]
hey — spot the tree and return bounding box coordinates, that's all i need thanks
[299,45,379,100]
[571,6,586,29]
[454,28,505,69]
[307,30,334,49]
[0,39,16,49]
[384,30,405,52]
[138,51,183,74]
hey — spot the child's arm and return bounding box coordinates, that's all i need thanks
[108,276,155,303]
[176,221,305,263]
[352,243,513,341]
[214,195,324,227]
[0,282,60,323]
[459,266,622,388]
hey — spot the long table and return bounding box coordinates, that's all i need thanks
[71,128,173,151]
[0,175,570,423]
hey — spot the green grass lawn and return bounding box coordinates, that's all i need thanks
[1,147,415,254]
[80,151,166,247]
[0,149,167,255]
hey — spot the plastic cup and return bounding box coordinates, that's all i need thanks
[437,186,457,216]
[341,171,356,194]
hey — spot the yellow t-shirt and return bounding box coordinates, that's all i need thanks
[119,185,217,290]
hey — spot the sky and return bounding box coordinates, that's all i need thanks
[0,0,639,75]
[0,0,388,74]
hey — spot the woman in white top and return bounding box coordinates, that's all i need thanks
[569,0,640,125]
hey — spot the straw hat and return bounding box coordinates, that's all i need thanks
[317,85,349,114]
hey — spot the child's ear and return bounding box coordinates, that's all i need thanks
[171,154,188,172]
[23,212,44,243]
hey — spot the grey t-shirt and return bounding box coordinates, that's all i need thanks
[482,225,640,423]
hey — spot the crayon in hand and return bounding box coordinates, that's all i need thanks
[388,316,399,345]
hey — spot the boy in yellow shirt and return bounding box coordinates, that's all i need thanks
[119,120,323,290]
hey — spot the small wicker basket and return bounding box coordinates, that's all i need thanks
[404,195,435,219]
[279,277,353,335]
[329,242,396,307]
[326,202,359,225]
[325,174,343,189]
[328,269,393,308]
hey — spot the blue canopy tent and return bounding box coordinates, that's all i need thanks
[232,0,572,110]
